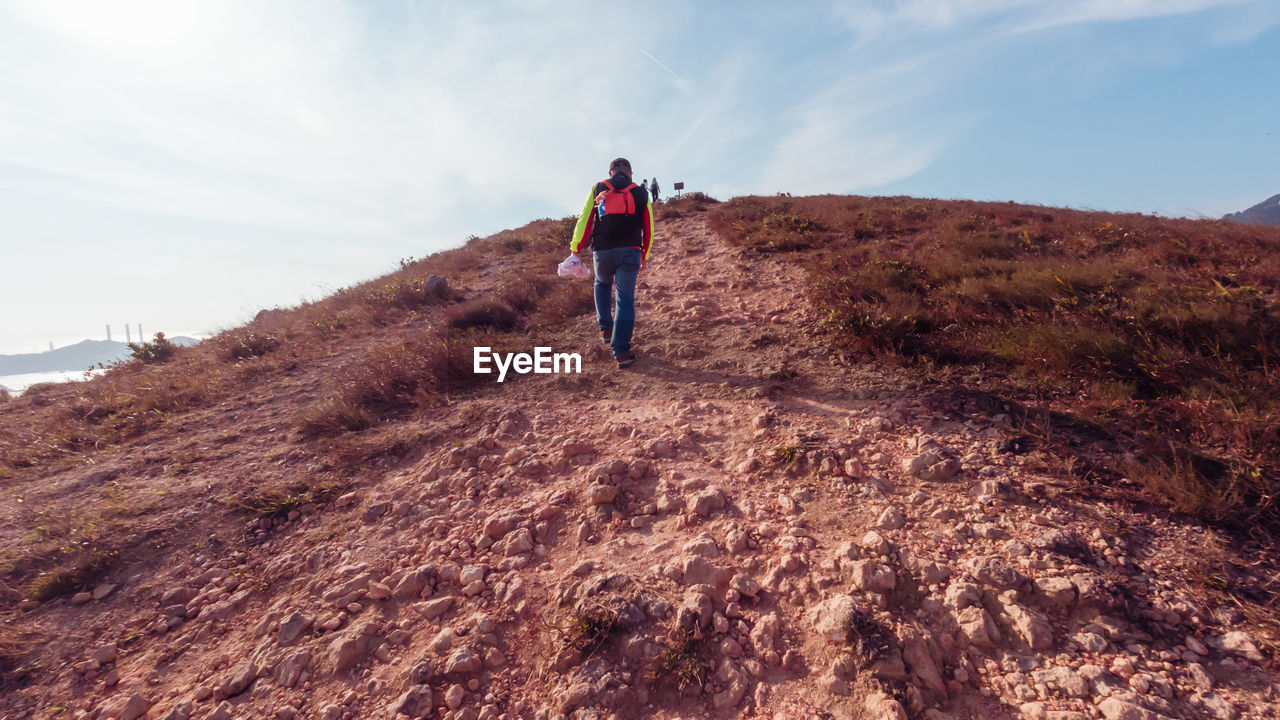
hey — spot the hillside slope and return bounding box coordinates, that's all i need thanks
[1223,194,1280,227]
[1,198,1277,720]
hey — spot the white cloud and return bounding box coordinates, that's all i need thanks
[833,0,1262,39]
[760,116,943,195]
[756,55,956,194]
[0,0,629,241]
[1007,0,1260,34]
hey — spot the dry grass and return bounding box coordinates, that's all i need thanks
[1123,451,1250,524]
[709,195,1280,528]
[235,489,313,519]
[298,398,375,436]
[532,281,595,326]
[25,544,118,602]
[213,329,283,361]
[646,628,705,692]
[0,625,40,688]
[844,606,892,666]
[0,354,233,475]
[550,604,621,657]
[298,332,446,437]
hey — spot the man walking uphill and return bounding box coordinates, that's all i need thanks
[569,157,654,368]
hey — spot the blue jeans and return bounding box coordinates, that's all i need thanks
[593,247,641,357]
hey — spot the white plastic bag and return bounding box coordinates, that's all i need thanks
[557,254,591,278]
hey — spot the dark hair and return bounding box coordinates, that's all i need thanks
[609,157,632,174]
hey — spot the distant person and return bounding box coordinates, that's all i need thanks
[569,157,654,368]
[650,177,660,203]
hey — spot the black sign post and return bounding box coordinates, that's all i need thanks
[674,181,684,197]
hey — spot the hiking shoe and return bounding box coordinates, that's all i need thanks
[601,328,612,344]
[616,352,636,369]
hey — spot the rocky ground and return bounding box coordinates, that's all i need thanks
[2,214,1277,720]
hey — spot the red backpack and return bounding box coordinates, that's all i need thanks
[597,180,638,216]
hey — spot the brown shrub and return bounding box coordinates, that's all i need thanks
[657,191,719,220]
[497,270,553,315]
[448,299,519,331]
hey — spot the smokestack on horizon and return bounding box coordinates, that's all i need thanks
[126,325,131,344]
[139,324,143,341]
[106,325,112,342]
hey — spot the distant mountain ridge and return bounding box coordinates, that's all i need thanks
[0,337,199,375]
[1222,193,1280,226]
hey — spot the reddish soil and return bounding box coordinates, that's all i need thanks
[1,212,1276,720]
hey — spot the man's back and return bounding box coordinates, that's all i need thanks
[588,173,649,252]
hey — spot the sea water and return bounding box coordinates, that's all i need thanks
[0,369,104,395]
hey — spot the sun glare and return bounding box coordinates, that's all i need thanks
[19,0,205,55]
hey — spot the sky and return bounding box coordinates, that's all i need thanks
[1,0,1277,356]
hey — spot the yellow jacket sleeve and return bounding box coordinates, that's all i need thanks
[642,201,654,262]
[570,185,596,254]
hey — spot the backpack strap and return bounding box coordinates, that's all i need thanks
[602,180,638,193]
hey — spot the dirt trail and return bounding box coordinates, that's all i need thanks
[2,212,1276,720]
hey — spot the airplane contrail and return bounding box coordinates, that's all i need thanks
[640,48,681,79]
